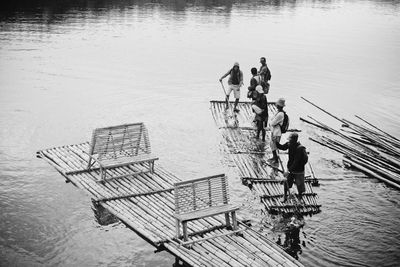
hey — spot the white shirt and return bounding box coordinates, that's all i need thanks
[270,111,284,136]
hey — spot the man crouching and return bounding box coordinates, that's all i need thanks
[277,133,308,202]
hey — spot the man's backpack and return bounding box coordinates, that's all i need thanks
[280,111,289,133]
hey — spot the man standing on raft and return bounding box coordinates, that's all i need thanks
[220,62,243,112]
[276,132,308,202]
[268,98,286,163]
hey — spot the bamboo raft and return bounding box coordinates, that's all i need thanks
[37,142,304,267]
[210,100,321,215]
[301,97,400,190]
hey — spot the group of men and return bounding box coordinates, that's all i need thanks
[219,57,308,202]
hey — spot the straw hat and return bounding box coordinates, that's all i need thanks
[276,98,286,107]
[233,62,240,67]
[256,85,263,94]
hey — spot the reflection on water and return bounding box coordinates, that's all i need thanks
[1,0,400,266]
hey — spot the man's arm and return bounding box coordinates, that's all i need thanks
[219,69,231,81]
[276,141,289,151]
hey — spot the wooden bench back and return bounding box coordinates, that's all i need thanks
[89,123,151,161]
[174,174,230,215]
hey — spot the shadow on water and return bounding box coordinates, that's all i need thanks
[91,199,120,226]
[257,211,306,261]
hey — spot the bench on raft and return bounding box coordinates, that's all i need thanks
[174,174,241,246]
[66,122,159,183]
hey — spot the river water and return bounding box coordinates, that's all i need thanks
[1,0,399,266]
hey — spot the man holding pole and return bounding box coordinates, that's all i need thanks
[219,62,243,112]
[276,133,308,202]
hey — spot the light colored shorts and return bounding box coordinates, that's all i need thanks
[227,84,240,99]
[270,135,281,151]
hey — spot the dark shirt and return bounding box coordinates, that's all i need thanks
[254,94,268,120]
[231,69,240,85]
[248,76,259,91]
[259,64,271,82]
[276,141,307,173]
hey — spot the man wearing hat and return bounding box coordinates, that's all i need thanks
[220,62,243,112]
[251,85,268,141]
[276,132,308,202]
[268,98,286,163]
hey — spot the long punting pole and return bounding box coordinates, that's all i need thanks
[302,98,400,189]
[355,115,400,142]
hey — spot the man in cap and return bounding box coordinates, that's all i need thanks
[268,98,286,163]
[220,62,243,112]
[276,133,308,202]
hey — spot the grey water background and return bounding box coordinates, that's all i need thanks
[1,0,400,266]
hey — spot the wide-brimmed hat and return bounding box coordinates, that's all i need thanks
[256,85,263,94]
[276,98,285,107]
[233,62,240,67]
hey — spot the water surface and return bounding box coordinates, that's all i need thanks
[1,0,400,266]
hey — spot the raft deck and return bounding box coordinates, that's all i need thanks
[210,100,321,215]
[37,142,304,267]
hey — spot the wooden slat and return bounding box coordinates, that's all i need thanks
[176,204,239,221]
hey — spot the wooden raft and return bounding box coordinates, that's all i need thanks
[210,100,321,215]
[37,142,303,267]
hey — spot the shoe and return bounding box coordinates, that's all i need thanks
[233,108,240,112]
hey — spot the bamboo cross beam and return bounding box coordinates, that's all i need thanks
[96,188,174,202]
[260,192,317,198]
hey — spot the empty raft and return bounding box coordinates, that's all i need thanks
[37,125,304,267]
[210,100,321,215]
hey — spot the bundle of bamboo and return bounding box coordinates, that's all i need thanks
[301,97,400,190]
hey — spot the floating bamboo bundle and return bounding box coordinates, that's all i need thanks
[301,97,400,190]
